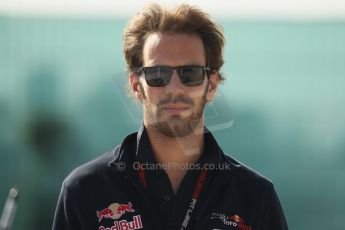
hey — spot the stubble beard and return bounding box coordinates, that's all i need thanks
[140,83,208,137]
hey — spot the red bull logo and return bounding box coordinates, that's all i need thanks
[98,215,143,230]
[97,202,135,222]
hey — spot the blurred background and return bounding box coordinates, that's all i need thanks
[0,0,344,229]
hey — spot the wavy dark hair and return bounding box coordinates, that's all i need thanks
[123,3,225,81]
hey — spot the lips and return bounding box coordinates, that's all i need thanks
[160,104,189,114]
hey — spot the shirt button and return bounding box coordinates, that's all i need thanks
[164,195,170,201]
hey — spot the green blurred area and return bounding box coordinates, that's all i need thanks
[0,17,344,229]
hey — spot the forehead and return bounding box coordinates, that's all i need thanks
[142,32,206,66]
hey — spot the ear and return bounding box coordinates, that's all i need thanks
[206,72,219,101]
[129,72,143,101]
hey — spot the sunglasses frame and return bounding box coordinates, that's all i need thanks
[135,65,214,87]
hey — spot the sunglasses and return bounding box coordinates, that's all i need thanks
[135,65,213,87]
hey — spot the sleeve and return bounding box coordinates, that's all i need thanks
[260,186,289,230]
[52,182,82,230]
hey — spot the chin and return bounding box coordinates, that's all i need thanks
[156,117,201,137]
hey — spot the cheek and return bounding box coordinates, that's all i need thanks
[186,91,200,99]
[142,87,162,104]
[138,80,159,101]
[187,85,209,101]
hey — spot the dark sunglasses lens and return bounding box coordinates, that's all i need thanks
[179,67,205,86]
[144,67,172,87]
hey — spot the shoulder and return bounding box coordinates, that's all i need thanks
[62,146,121,190]
[222,154,274,192]
[61,132,138,191]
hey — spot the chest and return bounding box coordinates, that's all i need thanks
[91,187,258,230]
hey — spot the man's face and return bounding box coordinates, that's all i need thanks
[130,33,218,137]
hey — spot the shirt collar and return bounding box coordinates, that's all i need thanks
[135,123,224,167]
[135,123,157,164]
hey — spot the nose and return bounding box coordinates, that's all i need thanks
[165,70,184,96]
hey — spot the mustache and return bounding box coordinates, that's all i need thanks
[158,96,194,107]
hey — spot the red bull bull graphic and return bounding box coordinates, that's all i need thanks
[97,202,135,222]
[98,215,143,230]
[117,203,135,215]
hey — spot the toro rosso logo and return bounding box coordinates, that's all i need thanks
[229,215,252,230]
[96,202,134,222]
[211,213,252,230]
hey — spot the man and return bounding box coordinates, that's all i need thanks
[53,3,288,230]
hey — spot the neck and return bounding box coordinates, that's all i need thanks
[144,122,205,193]
[145,125,204,164]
